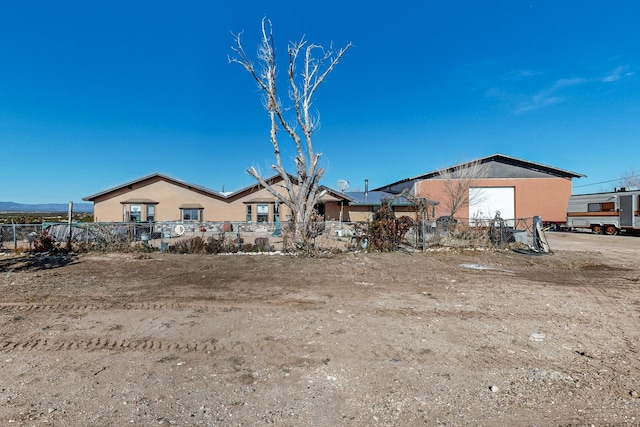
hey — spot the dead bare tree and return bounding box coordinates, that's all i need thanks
[229,19,352,250]
[437,160,490,218]
[619,168,640,190]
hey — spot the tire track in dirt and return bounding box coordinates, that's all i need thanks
[0,334,320,361]
[0,301,318,313]
[0,336,223,353]
[0,302,219,312]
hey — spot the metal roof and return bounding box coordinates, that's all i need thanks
[373,153,585,191]
[344,191,420,206]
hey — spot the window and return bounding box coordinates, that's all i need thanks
[257,204,269,223]
[273,202,280,223]
[129,205,141,222]
[182,209,202,221]
[146,205,155,222]
[588,202,615,212]
[246,205,252,222]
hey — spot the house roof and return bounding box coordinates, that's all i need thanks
[373,153,585,192]
[83,172,349,203]
[119,198,159,205]
[83,173,226,202]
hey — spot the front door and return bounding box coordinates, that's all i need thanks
[619,195,633,227]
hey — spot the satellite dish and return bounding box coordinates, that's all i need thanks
[336,179,350,192]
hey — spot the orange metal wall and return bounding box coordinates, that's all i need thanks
[415,177,572,223]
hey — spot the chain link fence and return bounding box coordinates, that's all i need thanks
[0,223,44,251]
[1,216,549,254]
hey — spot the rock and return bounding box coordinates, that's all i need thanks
[530,368,574,383]
[490,385,499,393]
[529,332,546,342]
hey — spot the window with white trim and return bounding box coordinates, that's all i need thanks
[146,205,155,222]
[129,205,142,222]
[257,204,269,223]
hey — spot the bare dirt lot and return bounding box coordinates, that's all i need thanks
[1,232,639,426]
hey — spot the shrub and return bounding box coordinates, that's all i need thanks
[174,237,206,254]
[241,243,255,252]
[366,202,414,252]
[204,235,238,254]
[33,231,56,253]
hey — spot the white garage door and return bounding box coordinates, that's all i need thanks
[469,187,514,224]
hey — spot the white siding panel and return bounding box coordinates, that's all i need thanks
[469,187,514,221]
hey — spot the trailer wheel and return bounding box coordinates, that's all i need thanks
[591,225,603,234]
[604,225,617,236]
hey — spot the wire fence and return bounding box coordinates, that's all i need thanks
[0,216,549,254]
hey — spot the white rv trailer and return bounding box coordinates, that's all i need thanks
[566,189,640,235]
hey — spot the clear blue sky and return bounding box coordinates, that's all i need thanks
[1,1,639,204]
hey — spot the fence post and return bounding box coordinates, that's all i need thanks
[237,225,241,252]
[12,220,17,250]
[67,201,73,249]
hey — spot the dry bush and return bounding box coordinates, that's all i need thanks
[174,237,207,254]
[429,222,492,249]
[173,236,241,254]
[131,242,155,253]
[288,210,326,255]
[367,203,415,252]
[33,231,56,253]
[313,235,349,253]
[205,235,238,254]
[89,224,132,252]
[241,243,259,252]
[253,237,273,252]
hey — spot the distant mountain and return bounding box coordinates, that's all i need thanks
[0,201,93,213]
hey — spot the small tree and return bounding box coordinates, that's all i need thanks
[437,160,489,218]
[229,19,352,250]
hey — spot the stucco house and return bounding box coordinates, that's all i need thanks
[83,173,350,224]
[83,173,428,225]
[374,153,584,225]
[84,153,579,226]
[83,173,392,223]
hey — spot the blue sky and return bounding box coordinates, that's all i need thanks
[1,1,639,204]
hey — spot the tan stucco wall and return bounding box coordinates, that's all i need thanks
[324,202,418,223]
[324,202,343,221]
[415,177,572,223]
[90,175,426,224]
[324,202,374,222]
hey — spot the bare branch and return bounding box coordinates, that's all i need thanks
[231,19,351,249]
[619,168,640,190]
[437,160,490,217]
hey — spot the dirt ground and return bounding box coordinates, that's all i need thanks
[0,232,639,426]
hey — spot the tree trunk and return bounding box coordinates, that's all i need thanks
[230,19,351,251]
